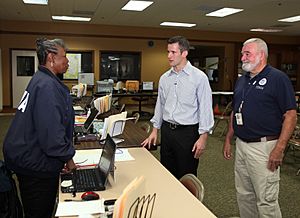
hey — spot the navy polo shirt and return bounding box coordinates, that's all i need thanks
[232,65,296,140]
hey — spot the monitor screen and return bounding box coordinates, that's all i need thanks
[78,73,94,86]
[142,81,154,91]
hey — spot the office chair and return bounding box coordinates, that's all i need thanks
[131,96,151,117]
[212,101,232,137]
[285,125,300,175]
[179,174,204,202]
[131,112,140,124]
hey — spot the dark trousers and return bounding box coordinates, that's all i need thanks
[16,174,59,218]
[160,121,199,179]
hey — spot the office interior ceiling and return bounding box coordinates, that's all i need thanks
[0,0,300,36]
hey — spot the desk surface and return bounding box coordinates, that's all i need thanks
[94,91,158,98]
[75,121,153,149]
[212,91,234,95]
[59,148,216,218]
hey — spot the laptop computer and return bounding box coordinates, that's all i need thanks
[61,134,116,193]
[73,96,95,115]
[74,106,98,134]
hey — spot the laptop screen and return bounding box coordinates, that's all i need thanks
[97,134,116,185]
[83,107,99,129]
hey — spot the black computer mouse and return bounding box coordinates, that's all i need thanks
[81,191,100,201]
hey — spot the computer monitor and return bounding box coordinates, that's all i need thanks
[142,81,154,91]
[78,73,94,86]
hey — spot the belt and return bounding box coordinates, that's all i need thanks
[239,135,279,143]
[163,120,198,130]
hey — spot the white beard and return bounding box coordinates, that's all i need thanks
[242,56,260,72]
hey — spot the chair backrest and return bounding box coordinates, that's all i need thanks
[179,174,204,202]
[131,112,140,124]
[119,104,126,113]
[221,101,232,116]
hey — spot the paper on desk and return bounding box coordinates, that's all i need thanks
[73,105,85,111]
[115,149,135,162]
[55,199,105,217]
[74,149,134,166]
[75,115,87,125]
[74,149,102,165]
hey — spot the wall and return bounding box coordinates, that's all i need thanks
[1,20,300,107]
[0,48,2,111]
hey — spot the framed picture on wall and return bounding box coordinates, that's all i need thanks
[63,51,94,80]
[16,56,35,76]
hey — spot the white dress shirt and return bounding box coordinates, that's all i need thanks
[151,61,214,134]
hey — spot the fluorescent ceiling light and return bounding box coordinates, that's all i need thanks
[206,7,243,17]
[122,0,153,11]
[250,28,282,33]
[160,22,196,28]
[52,16,91,22]
[278,15,300,22]
[23,0,48,5]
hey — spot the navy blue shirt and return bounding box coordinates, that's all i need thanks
[232,65,296,140]
[3,66,75,178]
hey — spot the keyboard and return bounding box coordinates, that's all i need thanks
[74,125,84,134]
[74,168,102,192]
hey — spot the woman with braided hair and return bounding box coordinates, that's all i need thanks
[3,38,76,217]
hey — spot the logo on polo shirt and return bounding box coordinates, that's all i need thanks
[259,78,267,86]
[255,78,267,90]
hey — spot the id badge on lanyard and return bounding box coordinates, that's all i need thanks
[235,100,244,125]
[235,79,257,126]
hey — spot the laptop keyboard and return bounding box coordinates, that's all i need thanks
[74,168,102,192]
[74,125,83,133]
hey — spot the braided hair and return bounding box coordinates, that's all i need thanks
[36,38,67,65]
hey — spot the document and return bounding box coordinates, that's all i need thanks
[73,149,134,167]
[55,199,105,217]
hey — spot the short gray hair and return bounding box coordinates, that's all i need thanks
[36,38,67,65]
[243,38,268,59]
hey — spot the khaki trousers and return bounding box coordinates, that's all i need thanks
[235,138,282,218]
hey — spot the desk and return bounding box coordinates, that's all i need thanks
[95,91,158,116]
[75,121,156,149]
[59,148,216,218]
[212,91,233,108]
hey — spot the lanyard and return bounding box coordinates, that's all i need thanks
[238,78,257,113]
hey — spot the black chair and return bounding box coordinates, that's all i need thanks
[131,95,151,117]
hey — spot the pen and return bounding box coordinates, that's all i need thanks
[64,199,82,202]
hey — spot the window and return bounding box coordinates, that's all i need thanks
[100,51,141,82]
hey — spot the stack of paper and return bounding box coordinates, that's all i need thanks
[75,115,88,125]
[94,94,112,114]
[72,83,87,98]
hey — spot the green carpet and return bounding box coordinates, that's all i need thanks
[1,115,300,217]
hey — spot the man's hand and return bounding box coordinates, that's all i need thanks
[223,141,233,160]
[268,147,284,172]
[141,128,158,150]
[192,133,208,159]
